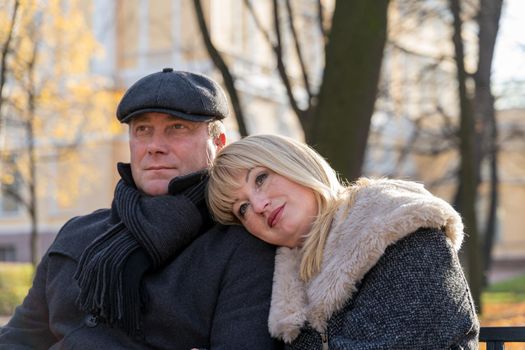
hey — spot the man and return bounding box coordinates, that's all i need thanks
[0,68,281,349]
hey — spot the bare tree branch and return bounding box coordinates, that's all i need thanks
[316,0,328,47]
[271,0,304,122]
[192,0,248,136]
[388,40,448,61]
[243,0,274,46]
[284,0,312,101]
[0,0,20,132]
[243,0,306,124]
[1,183,29,212]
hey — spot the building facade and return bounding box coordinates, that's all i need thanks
[0,0,523,278]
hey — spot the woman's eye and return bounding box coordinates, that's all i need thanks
[255,173,268,187]
[238,203,249,218]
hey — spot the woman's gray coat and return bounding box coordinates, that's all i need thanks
[269,178,479,349]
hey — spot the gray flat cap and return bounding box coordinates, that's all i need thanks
[116,68,229,123]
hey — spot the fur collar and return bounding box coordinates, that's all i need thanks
[268,178,464,343]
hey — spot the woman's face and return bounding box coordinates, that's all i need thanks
[230,166,318,248]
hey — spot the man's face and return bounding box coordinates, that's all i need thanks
[129,112,223,196]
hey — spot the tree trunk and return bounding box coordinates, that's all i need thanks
[483,143,499,286]
[449,0,483,312]
[28,40,38,268]
[474,0,503,287]
[28,114,37,267]
[310,0,389,182]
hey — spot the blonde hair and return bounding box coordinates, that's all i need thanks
[208,134,365,281]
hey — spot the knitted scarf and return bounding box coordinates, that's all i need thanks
[74,163,210,337]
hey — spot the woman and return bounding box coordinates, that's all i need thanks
[207,134,479,349]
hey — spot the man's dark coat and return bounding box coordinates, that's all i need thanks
[0,204,280,349]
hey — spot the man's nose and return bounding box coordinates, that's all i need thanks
[146,132,168,154]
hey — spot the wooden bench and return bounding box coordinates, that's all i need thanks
[479,327,525,349]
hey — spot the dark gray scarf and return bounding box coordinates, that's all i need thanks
[74,163,210,337]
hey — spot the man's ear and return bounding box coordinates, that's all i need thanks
[214,133,226,151]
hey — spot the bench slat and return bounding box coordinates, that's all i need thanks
[479,327,525,345]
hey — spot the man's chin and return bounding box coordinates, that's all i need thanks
[140,180,171,196]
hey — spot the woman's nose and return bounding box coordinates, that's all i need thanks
[252,194,270,214]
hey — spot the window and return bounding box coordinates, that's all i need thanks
[0,246,16,262]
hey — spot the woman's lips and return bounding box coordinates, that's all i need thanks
[268,205,284,228]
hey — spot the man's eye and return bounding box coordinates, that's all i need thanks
[255,173,268,187]
[170,123,186,130]
[238,203,249,218]
[135,125,151,135]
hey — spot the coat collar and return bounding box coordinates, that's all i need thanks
[268,178,464,343]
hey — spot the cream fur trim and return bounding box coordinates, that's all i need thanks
[268,178,464,342]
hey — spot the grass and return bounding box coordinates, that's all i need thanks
[485,274,525,294]
[0,263,33,316]
[482,273,525,313]
[482,274,525,304]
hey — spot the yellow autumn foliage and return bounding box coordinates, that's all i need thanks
[0,0,118,211]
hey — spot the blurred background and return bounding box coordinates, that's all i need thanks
[0,0,524,343]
